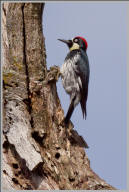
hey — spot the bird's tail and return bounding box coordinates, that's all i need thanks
[80,99,87,119]
[64,96,75,124]
[80,83,88,119]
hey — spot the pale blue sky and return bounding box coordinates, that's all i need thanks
[43,2,127,189]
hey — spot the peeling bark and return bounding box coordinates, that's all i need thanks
[2,2,116,190]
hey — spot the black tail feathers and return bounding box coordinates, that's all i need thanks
[64,96,76,124]
[64,96,87,124]
[80,100,87,119]
[64,102,74,124]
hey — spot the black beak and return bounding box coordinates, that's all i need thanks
[58,39,72,47]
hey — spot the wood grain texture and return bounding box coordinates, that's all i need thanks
[2,2,116,190]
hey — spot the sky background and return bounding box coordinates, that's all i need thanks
[43,2,127,189]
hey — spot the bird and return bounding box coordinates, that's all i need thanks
[58,36,90,124]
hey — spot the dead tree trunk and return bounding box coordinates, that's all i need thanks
[2,2,116,190]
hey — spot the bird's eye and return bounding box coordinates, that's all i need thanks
[74,38,78,43]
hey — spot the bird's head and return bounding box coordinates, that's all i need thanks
[58,36,88,52]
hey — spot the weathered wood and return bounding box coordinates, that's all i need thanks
[2,2,116,190]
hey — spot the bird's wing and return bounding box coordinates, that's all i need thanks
[74,53,89,118]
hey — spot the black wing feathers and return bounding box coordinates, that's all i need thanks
[75,51,89,119]
[80,76,89,119]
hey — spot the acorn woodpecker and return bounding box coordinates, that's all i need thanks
[58,36,90,124]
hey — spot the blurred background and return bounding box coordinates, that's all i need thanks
[43,2,127,189]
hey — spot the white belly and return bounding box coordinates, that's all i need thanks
[60,59,80,95]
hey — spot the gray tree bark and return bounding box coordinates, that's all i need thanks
[2,2,116,190]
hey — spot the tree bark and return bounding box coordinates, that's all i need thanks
[2,2,116,190]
